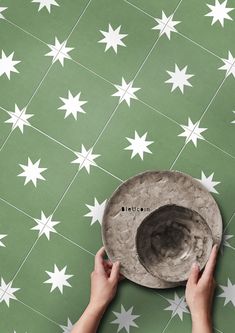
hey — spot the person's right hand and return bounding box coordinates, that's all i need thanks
[185,244,218,324]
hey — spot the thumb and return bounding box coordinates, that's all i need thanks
[109,261,120,282]
[187,262,200,286]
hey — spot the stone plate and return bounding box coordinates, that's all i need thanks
[135,204,213,283]
[101,170,223,289]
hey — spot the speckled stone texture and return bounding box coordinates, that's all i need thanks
[101,170,223,289]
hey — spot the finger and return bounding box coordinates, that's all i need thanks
[119,273,126,281]
[187,262,200,286]
[103,260,113,268]
[94,246,106,274]
[201,244,218,281]
[109,261,120,282]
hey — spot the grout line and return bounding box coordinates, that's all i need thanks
[16,297,61,327]
[204,139,235,160]
[161,316,174,333]
[223,210,235,232]
[214,328,224,333]
[176,31,223,62]
[137,98,181,126]
[0,196,35,220]
[66,0,93,40]
[169,141,188,170]
[70,57,116,86]
[123,0,155,19]
[94,164,124,182]
[5,17,49,46]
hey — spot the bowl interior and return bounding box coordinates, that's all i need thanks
[136,204,213,282]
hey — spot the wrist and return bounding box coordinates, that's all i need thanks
[191,312,212,333]
[87,300,108,315]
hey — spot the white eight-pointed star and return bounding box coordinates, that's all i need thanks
[0,50,21,79]
[165,64,194,93]
[221,234,234,252]
[60,318,74,333]
[178,118,207,147]
[112,77,140,107]
[18,157,47,187]
[164,293,189,320]
[71,145,100,173]
[5,105,33,133]
[0,234,7,247]
[152,11,181,39]
[0,7,7,19]
[205,0,234,27]
[58,90,87,120]
[111,304,140,333]
[219,51,235,77]
[195,171,221,194]
[31,211,60,240]
[124,130,154,160]
[218,278,235,307]
[0,278,20,307]
[232,110,235,123]
[98,24,127,53]
[45,37,74,66]
[32,0,59,13]
[84,198,107,226]
[44,264,73,294]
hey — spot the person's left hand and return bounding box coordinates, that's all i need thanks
[89,246,125,311]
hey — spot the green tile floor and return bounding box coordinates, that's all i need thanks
[0,0,235,332]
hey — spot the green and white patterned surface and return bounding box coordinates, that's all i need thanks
[0,0,235,332]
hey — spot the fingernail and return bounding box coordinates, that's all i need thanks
[214,244,218,251]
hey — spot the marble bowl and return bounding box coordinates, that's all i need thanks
[136,204,213,282]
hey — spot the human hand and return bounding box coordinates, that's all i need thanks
[89,246,125,312]
[185,244,218,326]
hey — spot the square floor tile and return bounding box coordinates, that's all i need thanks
[0,199,37,282]
[99,280,177,333]
[163,307,192,333]
[0,18,51,109]
[54,165,122,255]
[0,300,60,333]
[1,0,90,42]
[173,139,235,223]
[12,233,94,324]
[68,0,159,82]
[176,0,235,58]
[200,73,235,157]
[135,31,225,124]
[0,125,76,217]
[213,234,235,333]
[93,100,184,180]
[26,58,118,150]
